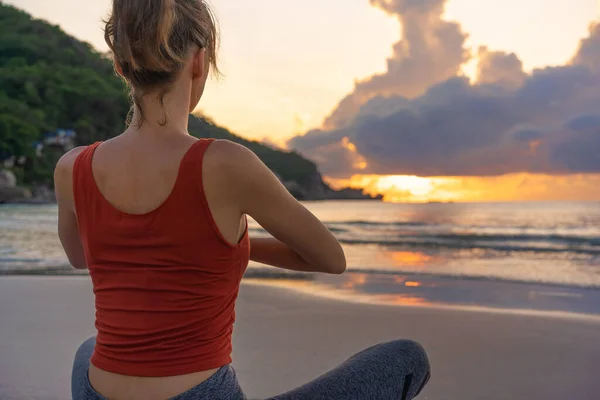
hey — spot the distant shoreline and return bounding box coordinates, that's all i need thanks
[0,196,384,205]
[0,184,383,204]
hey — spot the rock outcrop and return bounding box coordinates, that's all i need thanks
[280,171,382,201]
[0,170,31,203]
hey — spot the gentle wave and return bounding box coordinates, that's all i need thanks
[0,266,82,275]
[249,226,349,234]
[251,222,600,254]
[339,237,600,254]
[425,233,600,246]
[243,267,600,290]
[4,265,599,290]
[329,220,429,228]
[3,203,600,290]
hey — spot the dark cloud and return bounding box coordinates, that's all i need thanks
[510,127,544,143]
[550,130,600,174]
[289,7,600,177]
[566,114,600,131]
[290,128,355,177]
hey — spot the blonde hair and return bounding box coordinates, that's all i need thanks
[104,0,220,125]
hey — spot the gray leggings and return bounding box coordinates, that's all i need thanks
[72,337,431,400]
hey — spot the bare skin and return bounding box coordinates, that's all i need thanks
[54,46,346,400]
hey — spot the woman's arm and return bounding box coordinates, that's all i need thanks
[54,148,88,269]
[250,237,336,273]
[212,141,346,275]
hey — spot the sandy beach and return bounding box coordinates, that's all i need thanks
[1,276,599,400]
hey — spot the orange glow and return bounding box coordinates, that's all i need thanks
[529,140,542,154]
[244,279,314,290]
[328,174,464,203]
[376,295,429,306]
[342,274,368,290]
[341,137,369,171]
[342,137,357,152]
[244,278,433,308]
[355,161,368,170]
[405,281,422,287]
[326,173,600,203]
[390,251,433,266]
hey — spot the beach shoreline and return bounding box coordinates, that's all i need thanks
[1,276,599,400]
[2,267,600,319]
[243,278,600,322]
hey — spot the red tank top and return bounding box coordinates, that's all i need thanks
[73,139,250,377]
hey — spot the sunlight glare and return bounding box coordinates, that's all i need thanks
[375,176,435,197]
[326,173,600,203]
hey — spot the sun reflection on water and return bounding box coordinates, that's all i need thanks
[374,295,429,306]
[243,273,433,308]
[342,273,368,290]
[389,251,434,267]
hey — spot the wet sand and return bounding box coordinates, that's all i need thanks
[1,276,599,399]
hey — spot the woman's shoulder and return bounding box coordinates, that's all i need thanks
[202,139,264,175]
[201,139,276,198]
[201,139,284,210]
[55,146,89,171]
[54,146,90,205]
[54,146,90,181]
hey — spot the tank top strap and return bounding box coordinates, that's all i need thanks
[72,142,102,219]
[173,137,216,214]
[191,138,216,159]
[178,138,216,189]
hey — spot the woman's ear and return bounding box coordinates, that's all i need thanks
[114,62,124,78]
[192,48,208,79]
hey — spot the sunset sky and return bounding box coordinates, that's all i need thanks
[5,0,600,202]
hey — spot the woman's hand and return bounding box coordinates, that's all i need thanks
[249,237,344,274]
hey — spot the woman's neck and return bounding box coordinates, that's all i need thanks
[130,82,193,134]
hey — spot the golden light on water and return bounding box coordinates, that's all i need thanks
[390,251,434,267]
[327,173,600,203]
[244,278,433,307]
[376,295,429,306]
[342,273,368,290]
[405,282,422,288]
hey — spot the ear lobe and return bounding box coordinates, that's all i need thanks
[114,62,124,78]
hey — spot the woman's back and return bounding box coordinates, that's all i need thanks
[73,137,250,378]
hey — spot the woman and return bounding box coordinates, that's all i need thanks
[54,0,431,399]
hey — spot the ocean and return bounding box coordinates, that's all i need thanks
[2,201,600,315]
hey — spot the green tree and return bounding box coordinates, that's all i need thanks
[0,3,325,192]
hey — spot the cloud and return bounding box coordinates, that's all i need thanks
[476,47,526,89]
[289,5,600,178]
[322,0,469,130]
[572,22,600,72]
[550,114,600,173]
